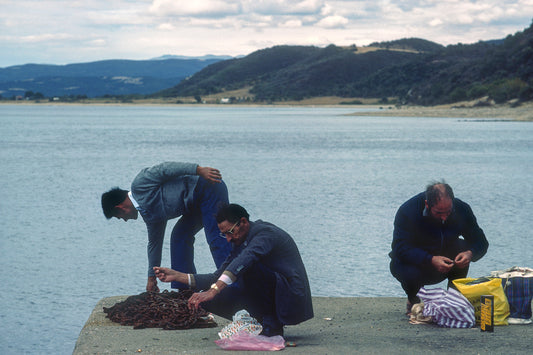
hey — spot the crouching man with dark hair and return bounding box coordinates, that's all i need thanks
[154,203,314,337]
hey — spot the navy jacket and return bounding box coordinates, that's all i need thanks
[390,192,489,266]
[194,220,314,325]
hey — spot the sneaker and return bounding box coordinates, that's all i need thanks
[508,318,532,325]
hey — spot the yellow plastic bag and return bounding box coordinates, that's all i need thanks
[452,277,510,325]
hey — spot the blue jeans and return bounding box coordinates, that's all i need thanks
[170,177,231,289]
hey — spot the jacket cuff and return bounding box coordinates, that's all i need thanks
[222,270,237,283]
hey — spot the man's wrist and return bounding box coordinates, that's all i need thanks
[210,283,220,294]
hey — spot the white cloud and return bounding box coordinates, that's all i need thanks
[247,0,324,15]
[320,4,333,16]
[317,15,349,29]
[429,18,443,27]
[149,0,241,16]
[20,33,75,43]
[281,19,303,28]
[89,39,107,46]
[158,23,175,30]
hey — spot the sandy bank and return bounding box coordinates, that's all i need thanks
[346,102,533,121]
[2,99,532,121]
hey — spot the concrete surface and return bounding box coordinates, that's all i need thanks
[74,296,532,354]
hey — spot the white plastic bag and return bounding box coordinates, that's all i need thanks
[218,310,263,339]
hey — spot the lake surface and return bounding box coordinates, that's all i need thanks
[0,104,532,354]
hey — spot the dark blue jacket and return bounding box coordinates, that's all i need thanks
[390,192,489,266]
[194,220,314,325]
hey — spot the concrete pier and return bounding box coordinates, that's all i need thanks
[74,296,532,354]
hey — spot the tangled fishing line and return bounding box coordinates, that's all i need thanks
[103,290,217,330]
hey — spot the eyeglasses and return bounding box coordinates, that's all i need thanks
[219,220,240,238]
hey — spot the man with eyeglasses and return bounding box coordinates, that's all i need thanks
[101,161,232,292]
[389,181,489,315]
[154,203,314,337]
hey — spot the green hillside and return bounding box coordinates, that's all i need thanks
[158,22,533,105]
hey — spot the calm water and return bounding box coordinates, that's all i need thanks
[1,104,532,354]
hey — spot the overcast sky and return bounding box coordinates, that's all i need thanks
[1,0,532,67]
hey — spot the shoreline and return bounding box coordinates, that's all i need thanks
[345,101,533,121]
[2,100,532,121]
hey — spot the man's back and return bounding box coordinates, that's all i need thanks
[131,161,199,221]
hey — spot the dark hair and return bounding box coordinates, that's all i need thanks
[101,187,128,219]
[425,181,454,208]
[216,203,250,224]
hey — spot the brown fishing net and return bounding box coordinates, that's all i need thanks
[103,290,217,330]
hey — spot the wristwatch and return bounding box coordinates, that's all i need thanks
[210,283,220,293]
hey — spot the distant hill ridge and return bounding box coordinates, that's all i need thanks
[2,22,532,105]
[0,57,225,98]
[158,22,533,105]
[151,54,237,61]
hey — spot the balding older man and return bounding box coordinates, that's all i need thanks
[389,181,489,314]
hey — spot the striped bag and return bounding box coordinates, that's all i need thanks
[417,287,476,328]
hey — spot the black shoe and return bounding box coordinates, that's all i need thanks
[406,301,413,315]
[260,325,284,337]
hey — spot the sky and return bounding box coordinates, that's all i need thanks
[1,0,532,67]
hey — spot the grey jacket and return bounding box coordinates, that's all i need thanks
[130,161,199,276]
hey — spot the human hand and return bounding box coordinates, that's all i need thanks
[197,166,222,183]
[431,255,455,273]
[153,267,181,283]
[188,290,216,310]
[454,250,473,268]
[146,276,160,292]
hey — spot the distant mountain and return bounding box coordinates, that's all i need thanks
[0,58,226,98]
[151,54,237,61]
[157,23,533,105]
[154,41,437,101]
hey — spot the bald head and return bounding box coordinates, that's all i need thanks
[425,182,454,208]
